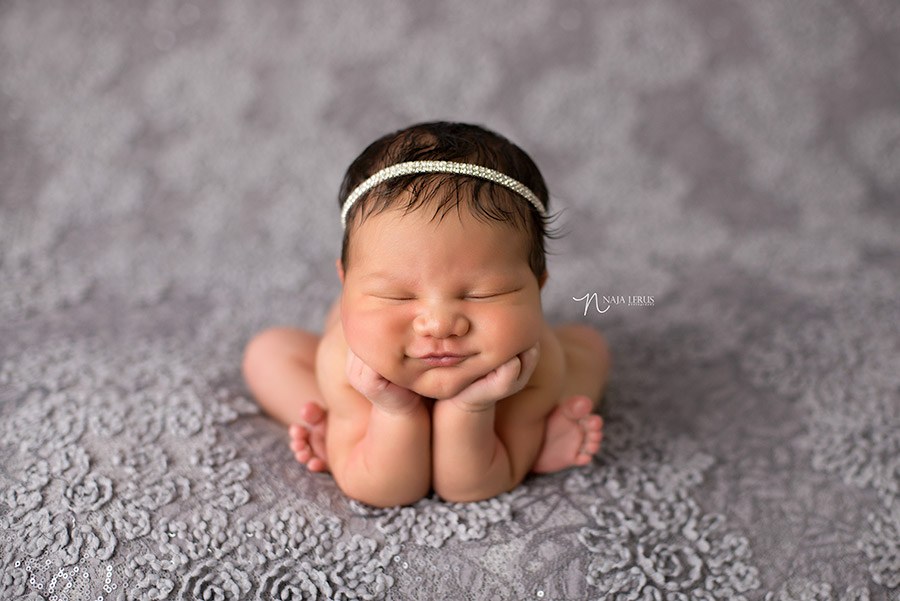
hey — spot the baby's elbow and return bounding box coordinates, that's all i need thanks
[342,481,430,509]
[433,479,517,504]
[433,489,506,504]
[333,466,430,508]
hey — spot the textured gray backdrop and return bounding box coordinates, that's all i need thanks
[2,1,900,600]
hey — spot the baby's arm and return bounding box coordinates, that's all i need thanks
[316,328,431,507]
[432,332,562,502]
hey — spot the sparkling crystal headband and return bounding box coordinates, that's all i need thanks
[340,160,546,228]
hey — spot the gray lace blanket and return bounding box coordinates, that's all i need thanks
[2,1,899,600]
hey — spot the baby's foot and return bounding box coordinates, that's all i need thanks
[289,402,329,472]
[532,395,603,474]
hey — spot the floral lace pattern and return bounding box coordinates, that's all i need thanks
[2,0,899,599]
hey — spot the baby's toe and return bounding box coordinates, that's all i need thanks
[289,424,308,440]
[582,439,601,455]
[565,395,593,420]
[300,402,326,425]
[306,457,327,472]
[586,429,603,444]
[584,414,604,432]
[575,452,594,466]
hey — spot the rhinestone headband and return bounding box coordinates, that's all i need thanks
[340,160,546,228]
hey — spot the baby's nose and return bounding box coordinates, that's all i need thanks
[413,305,469,338]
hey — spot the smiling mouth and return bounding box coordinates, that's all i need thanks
[416,354,468,367]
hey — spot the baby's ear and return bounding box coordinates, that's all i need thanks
[539,270,548,289]
[336,259,345,283]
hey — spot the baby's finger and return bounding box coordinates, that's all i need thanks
[346,350,384,395]
[517,343,541,385]
[345,349,364,380]
[481,354,523,397]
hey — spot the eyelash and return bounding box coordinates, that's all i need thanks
[376,292,509,302]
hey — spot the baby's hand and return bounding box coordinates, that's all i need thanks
[346,350,423,415]
[443,343,540,413]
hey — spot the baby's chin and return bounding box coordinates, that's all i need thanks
[406,370,478,401]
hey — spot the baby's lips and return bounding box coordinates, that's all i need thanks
[417,354,467,367]
[409,344,471,358]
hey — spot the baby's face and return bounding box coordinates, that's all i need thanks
[340,202,544,400]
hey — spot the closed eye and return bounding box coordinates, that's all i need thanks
[465,288,521,300]
[375,294,416,301]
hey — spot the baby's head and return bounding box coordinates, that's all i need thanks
[338,122,552,281]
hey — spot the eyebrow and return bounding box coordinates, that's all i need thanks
[358,271,413,284]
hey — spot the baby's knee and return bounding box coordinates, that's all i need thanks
[243,328,280,382]
[558,324,607,355]
[584,328,609,365]
[244,327,321,386]
[243,328,298,381]
[557,324,611,380]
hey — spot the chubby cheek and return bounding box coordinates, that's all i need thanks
[478,305,543,362]
[341,305,411,382]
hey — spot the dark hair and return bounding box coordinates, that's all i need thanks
[339,121,554,279]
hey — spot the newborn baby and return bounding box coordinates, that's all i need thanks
[243,121,609,507]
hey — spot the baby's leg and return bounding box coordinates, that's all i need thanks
[532,325,609,474]
[243,327,329,471]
